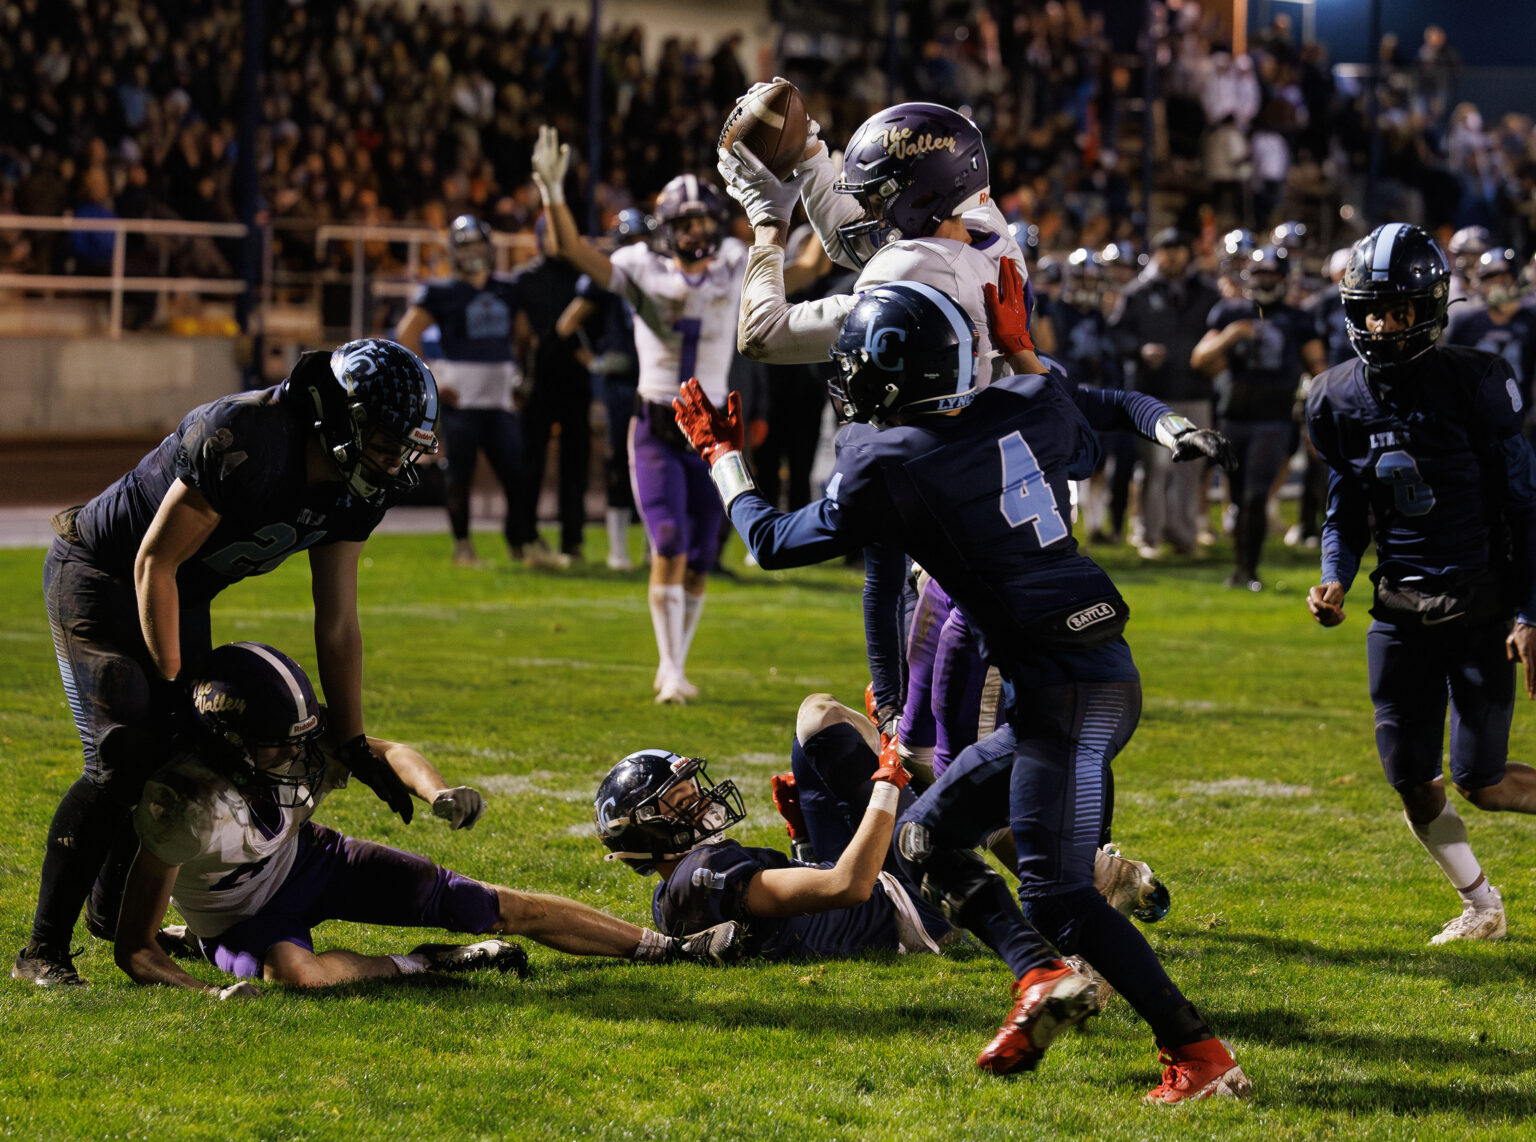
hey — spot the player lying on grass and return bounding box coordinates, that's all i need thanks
[114,642,739,997]
[596,690,1166,1001]
[670,280,1250,1103]
[595,692,956,961]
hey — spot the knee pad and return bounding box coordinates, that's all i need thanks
[897,821,1005,925]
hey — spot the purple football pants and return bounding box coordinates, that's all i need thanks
[202,823,500,978]
[628,405,723,572]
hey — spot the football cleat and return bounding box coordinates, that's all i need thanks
[12,944,88,988]
[671,920,745,965]
[409,939,531,978]
[1062,954,1115,1014]
[1428,887,1506,946]
[975,960,1098,1075]
[1094,844,1171,923]
[1144,1038,1253,1104]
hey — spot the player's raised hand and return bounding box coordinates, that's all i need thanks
[870,735,912,789]
[1307,582,1346,627]
[431,785,486,830]
[983,257,1035,356]
[717,141,798,228]
[673,378,743,463]
[1506,622,1536,698]
[531,125,569,205]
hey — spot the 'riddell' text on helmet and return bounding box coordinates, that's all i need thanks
[828,281,979,428]
[833,102,989,266]
[1340,223,1450,368]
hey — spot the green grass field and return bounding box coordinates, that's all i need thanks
[1,527,1533,1141]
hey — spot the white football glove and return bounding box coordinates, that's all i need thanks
[796,118,826,171]
[432,785,486,831]
[531,125,569,206]
[717,141,800,228]
[214,981,260,1000]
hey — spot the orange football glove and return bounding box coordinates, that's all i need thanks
[672,378,744,464]
[870,735,912,789]
[983,257,1035,356]
[769,773,808,840]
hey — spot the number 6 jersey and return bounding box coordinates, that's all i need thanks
[607,237,748,406]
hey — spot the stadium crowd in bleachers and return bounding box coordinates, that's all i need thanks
[2,0,1535,279]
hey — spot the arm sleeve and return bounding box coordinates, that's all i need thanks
[1072,386,1171,440]
[737,243,857,364]
[1318,468,1369,591]
[795,146,878,271]
[726,491,862,569]
[862,543,907,714]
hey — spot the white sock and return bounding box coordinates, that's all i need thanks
[648,583,684,681]
[1406,803,1494,906]
[678,590,705,675]
[388,953,430,975]
[605,508,629,562]
[632,928,674,962]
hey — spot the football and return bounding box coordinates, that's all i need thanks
[718,79,810,181]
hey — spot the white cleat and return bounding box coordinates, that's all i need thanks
[1063,954,1115,1014]
[1428,888,1506,946]
[655,674,690,705]
[1094,844,1170,922]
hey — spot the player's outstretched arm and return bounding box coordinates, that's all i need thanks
[744,752,909,919]
[531,125,614,291]
[362,736,487,830]
[115,846,255,998]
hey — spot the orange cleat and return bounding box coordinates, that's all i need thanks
[1144,1038,1253,1104]
[976,960,1097,1076]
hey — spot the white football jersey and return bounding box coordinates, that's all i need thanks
[133,754,349,938]
[737,202,1024,390]
[609,237,747,405]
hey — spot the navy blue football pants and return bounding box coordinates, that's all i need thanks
[1367,616,1515,792]
[441,405,526,548]
[33,540,211,949]
[789,722,951,943]
[898,679,1211,1045]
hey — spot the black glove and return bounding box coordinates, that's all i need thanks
[152,674,196,749]
[670,921,746,965]
[335,734,413,824]
[1170,427,1239,473]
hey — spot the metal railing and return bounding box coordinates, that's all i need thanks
[0,214,541,342]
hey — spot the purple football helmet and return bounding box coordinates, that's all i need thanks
[833,103,989,263]
[654,175,728,264]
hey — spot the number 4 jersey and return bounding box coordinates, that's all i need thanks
[608,237,747,406]
[1305,345,1536,612]
[70,385,390,602]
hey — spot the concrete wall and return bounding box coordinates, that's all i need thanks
[0,336,242,435]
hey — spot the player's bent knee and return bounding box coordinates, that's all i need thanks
[262,942,325,987]
[795,693,853,744]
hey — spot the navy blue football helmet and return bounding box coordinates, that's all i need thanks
[1241,244,1291,305]
[833,102,989,263]
[447,214,494,275]
[594,750,746,874]
[611,207,657,246]
[654,175,727,264]
[1340,223,1450,367]
[188,642,328,807]
[290,339,441,504]
[828,281,978,428]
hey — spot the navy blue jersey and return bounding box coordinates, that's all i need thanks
[1306,346,1536,617]
[1445,306,1536,402]
[409,277,522,363]
[71,386,388,602]
[652,840,904,959]
[734,373,1137,687]
[1304,285,1352,368]
[1207,298,1320,420]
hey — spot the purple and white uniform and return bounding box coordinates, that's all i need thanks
[609,237,746,566]
[133,755,498,978]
